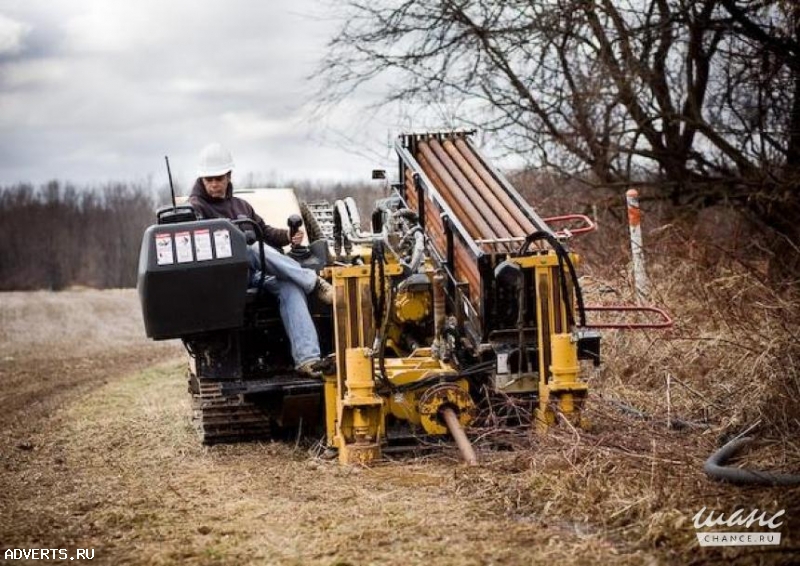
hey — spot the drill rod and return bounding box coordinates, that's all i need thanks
[441,407,478,466]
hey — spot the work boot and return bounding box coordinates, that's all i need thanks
[296,358,322,379]
[314,277,333,305]
[315,355,336,375]
[296,356,336,379]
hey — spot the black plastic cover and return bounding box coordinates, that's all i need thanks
[137,219,249,340]
[577,330,601,367]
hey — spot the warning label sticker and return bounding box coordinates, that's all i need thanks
[155,233,174,265]
[175,231,193,263]
[214,229,232,258]
[194,228,213,261]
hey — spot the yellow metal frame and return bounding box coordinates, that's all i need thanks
[325,247,588,464]
[326,259,476,464]
[510,252,588,432]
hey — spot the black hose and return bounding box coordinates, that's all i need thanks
[704,436,800,486]
[376,282,396,393]
[603,397,710,430]
[519,231,586,327]
[369,241,394,392]
[390,360,495,394]
[370,241,386,328]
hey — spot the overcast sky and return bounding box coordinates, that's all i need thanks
[0,0,407,191]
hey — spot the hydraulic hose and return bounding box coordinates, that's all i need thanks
[334,198,372,243]
[604,397,709,430]
[369,241,395,392]
[519,231,586,327]
[704,436,800,486]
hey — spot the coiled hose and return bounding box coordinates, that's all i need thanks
[704,436,800,486]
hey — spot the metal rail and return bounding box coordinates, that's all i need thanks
[583,305,673,329]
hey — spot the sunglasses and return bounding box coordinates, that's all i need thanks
[203,174,227,183]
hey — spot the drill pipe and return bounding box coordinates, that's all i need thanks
[418,141,498,244]
[441,407,478,466]
[417,151,496,297]
[415,191,481,302]
[453,138,537,236]
[424,213,481,303]
[442,139,526,239]
[417,150,482,242]
[406,158,482,305]
[427,139,511,251]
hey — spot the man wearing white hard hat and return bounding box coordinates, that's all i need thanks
[188,142,333,378]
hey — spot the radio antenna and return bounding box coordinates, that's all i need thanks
[165,155,177,208]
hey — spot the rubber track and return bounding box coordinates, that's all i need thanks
[191,379,272,444]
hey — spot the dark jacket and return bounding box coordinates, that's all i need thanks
[188,178,290,248]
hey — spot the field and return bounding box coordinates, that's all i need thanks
[0,285,798,565]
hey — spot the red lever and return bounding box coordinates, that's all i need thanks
[543,214,596,237]
[583,305,673,329]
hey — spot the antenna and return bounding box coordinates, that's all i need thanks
[165,155,177,208]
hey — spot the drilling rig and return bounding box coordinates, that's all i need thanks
[138,131,625,465]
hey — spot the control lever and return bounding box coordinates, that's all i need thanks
[287,214,304,250]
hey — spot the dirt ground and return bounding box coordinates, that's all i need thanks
[0,289,797,565]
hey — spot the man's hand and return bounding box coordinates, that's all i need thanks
[291,227,305,246]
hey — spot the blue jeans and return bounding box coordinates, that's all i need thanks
[247,245,320,367]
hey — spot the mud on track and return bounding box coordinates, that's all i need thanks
[1,289,798,565]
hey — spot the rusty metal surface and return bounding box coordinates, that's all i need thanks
[453,137,537,236]
[396,140,483,257]
[461,136,555,236]
[405,164,482,306]
[417,147,485,242]
[426,139,510,249]
[442,139,526,239]
[413,134,542,253]
[441,407,478,466]
[400,131,560,316]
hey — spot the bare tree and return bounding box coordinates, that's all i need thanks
[316,0,800,278]
[0,182,159,290]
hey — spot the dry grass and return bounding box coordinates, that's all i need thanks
[3,362,661,565]
[592,223,800,440]
[0,288,180,441]
[0,288,161,358]
[1,237,799,564]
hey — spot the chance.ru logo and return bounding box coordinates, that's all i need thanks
[693,506,785,547]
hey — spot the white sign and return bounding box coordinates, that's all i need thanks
[496,352,510,374]
[696,532,781,547]
[175,231,193,263]
[193,229,213,261]
[693,507,785,547]
[154,233,173,265]
[214,229,232,258]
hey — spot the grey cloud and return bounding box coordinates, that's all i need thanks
[0,0,388,186]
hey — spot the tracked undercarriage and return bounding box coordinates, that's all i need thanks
[189,372,322,444]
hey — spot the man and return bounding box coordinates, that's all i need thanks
[188,142,333,378]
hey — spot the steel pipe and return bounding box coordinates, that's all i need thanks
[419,141,498,243]
[417,150,482,241]
[453,138,537,235]
[441,406,478,466]
[428,139,510,250]
[442,139,526,238]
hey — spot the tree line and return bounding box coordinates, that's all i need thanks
[0,180,386,291]
[0,181,160,290]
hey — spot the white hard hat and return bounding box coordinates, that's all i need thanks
[197,142,234,177]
